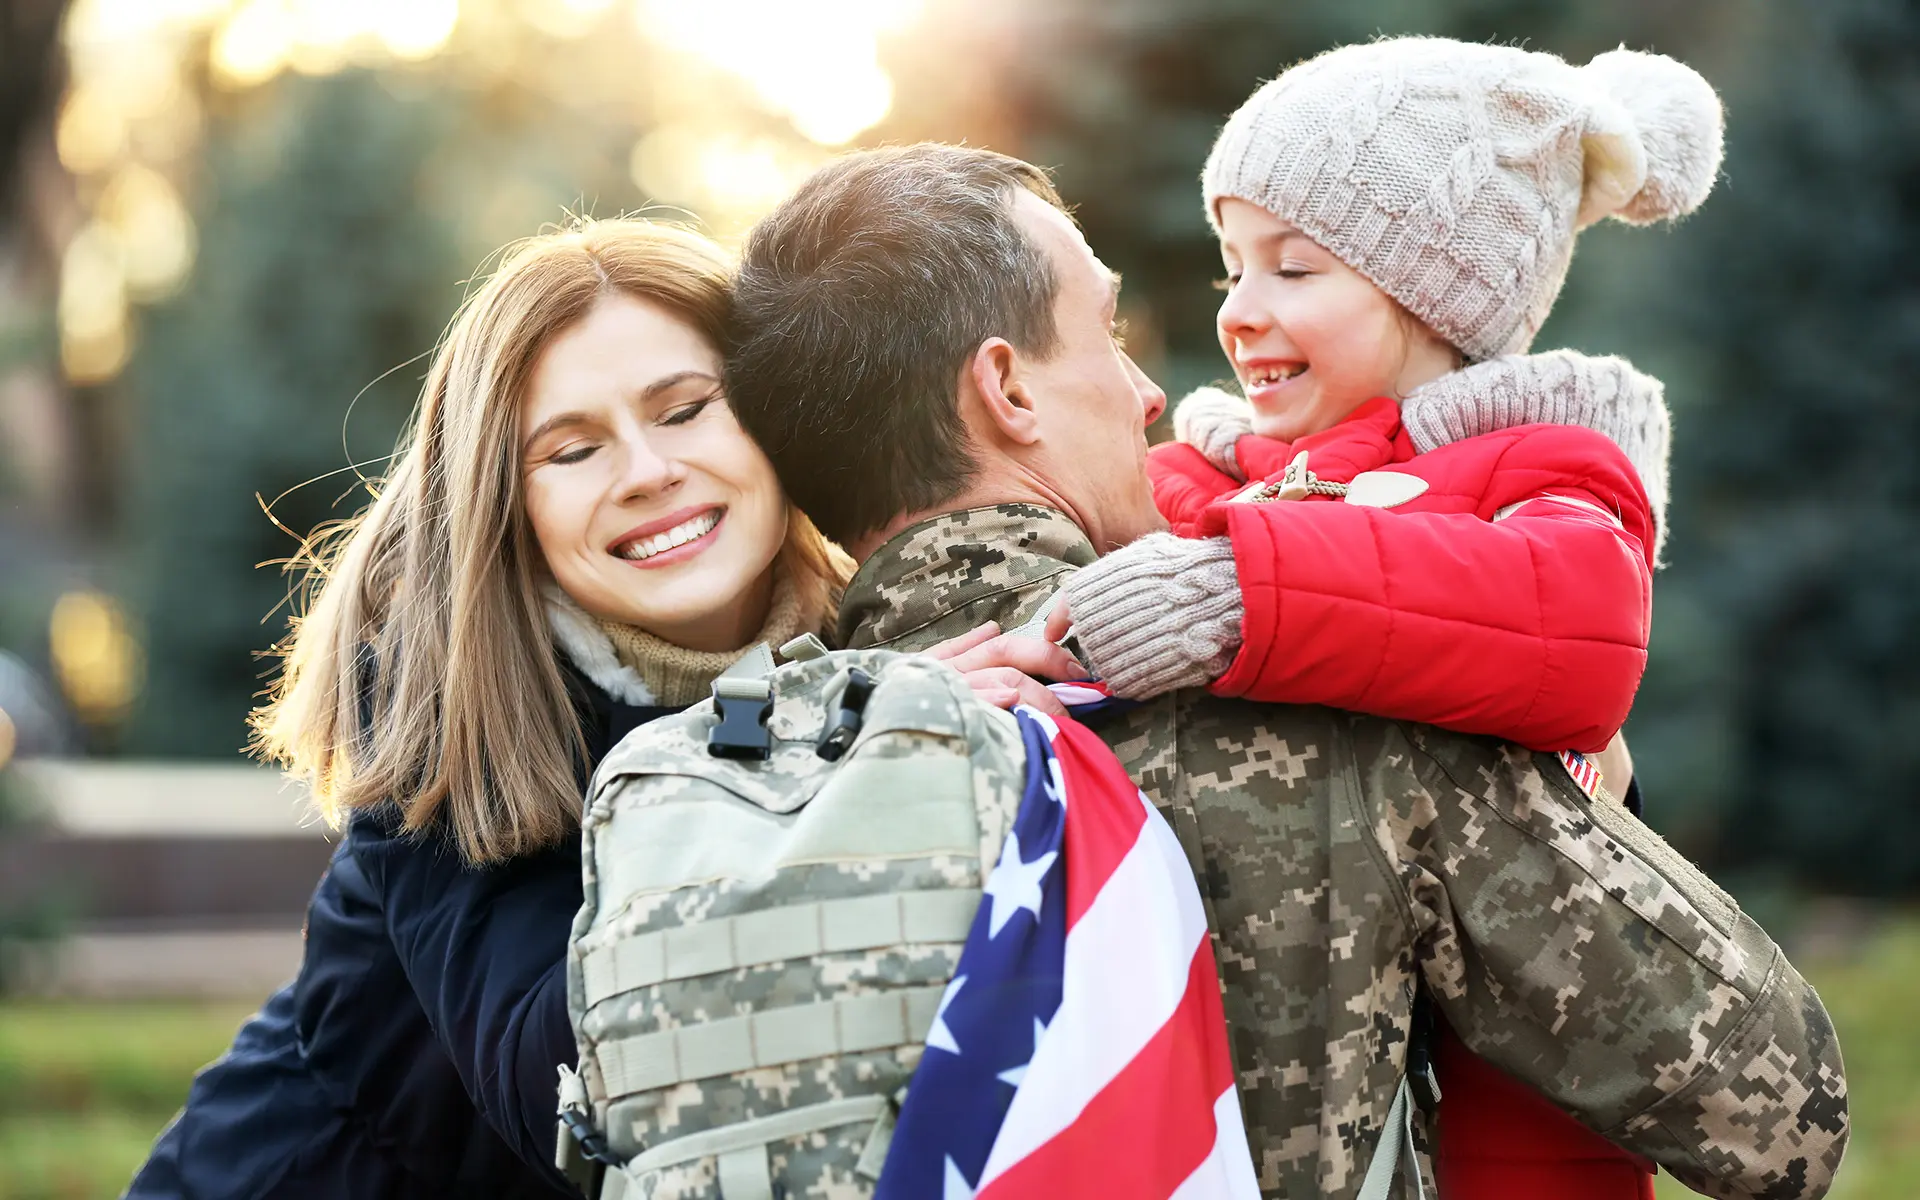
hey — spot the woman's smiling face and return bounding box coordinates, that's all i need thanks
[519,292,786,652]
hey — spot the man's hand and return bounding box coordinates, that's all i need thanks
[923,620,1088,718]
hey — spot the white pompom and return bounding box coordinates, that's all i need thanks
[1581,48,1725,224]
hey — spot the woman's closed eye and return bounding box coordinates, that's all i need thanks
[547,442,598,465]
[658,394,718,428]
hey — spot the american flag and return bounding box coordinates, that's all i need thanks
[876,695,1260,1200]
[1558,749,1603,801]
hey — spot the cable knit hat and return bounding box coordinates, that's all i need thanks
[1204,38,1725,361]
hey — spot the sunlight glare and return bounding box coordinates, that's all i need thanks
[631,125,823,223]
[212,0,295,89]
[64,0,228,44]
[519,0,617,39]
[635,0,922,145]
[373,0,461,60]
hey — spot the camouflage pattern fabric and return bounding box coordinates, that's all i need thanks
[840,503,1848,1200]
[567,648,1028,1200]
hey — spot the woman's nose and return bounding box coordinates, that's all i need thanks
[614,435,684,500]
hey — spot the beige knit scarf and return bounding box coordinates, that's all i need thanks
[544,568,815,708]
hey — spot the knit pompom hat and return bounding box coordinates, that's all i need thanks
[1204,38,1725,361]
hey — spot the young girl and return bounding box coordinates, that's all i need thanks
[1052,38,1724,1200]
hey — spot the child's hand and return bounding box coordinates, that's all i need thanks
[923,620,1089,718]
[1172,386,1255,481]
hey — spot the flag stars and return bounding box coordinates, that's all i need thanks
[996,1016,1049,1089]
[928,974,968,1054]
[942,1156,976,1200]
[983,830,1058,938]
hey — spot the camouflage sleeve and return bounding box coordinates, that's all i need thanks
[1391,734,1848,1198]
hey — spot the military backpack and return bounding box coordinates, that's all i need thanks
[555,639,1026,1200]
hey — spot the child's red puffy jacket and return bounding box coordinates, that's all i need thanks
[1150,397,1654,754]
[1154,396,1658,1199]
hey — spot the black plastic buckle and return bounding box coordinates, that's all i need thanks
[708,680,773,760]
[1408,987,1443,1110]
[559,1106,622,1168]
[816,668,876,762]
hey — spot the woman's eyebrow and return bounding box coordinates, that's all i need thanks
[521,411,589,456]
[640,369,721,401]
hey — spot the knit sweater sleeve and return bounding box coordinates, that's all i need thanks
[1063,533,1244,699]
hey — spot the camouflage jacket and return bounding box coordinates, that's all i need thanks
[839,504,1847,1200]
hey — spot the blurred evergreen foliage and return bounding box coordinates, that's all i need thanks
[121,73,462,755]
[113,0,1917,893]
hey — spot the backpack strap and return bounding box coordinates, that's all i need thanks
[1355,1073,1429,1200]
[719,641,778,680]
[597,1094,892,1200]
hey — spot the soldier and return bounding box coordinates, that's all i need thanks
[724,143,1848,1199]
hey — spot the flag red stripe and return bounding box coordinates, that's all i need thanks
[976,937,1237,1200]
[1055,717,1150,930]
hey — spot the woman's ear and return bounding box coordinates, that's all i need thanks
[966,337,1041,445]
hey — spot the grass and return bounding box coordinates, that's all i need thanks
[0,1003,253,1200]
[1,917,1917,1199]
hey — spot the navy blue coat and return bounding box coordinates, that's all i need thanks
[128,671,676,1199]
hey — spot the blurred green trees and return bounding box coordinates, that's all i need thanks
[110,0,1917,893]
[122,74,461,754]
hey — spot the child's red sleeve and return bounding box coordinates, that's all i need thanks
[1148,442,1244,536]
[1196,425,1654,753]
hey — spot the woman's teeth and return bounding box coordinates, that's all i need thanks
[1249,365,1306,387]
[615,510,721,561]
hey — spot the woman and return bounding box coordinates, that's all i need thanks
[129,218,1067,1199]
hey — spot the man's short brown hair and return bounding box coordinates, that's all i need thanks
[726,144,1067,545]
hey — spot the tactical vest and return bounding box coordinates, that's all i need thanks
[556,640,1026,1200]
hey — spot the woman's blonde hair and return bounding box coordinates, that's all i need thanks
[254,219,851,865]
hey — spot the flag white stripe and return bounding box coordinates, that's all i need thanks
[976,794,1209,1187]
[1167,1086,1263,1200]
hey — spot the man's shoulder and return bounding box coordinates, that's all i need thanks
[1094,688,1528,806]
[841,504,1093,649]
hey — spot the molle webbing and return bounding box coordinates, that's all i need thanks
[595,986,945,1098]
[578,889,980,1007]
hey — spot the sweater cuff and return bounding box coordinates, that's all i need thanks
[1064,534,1244,699]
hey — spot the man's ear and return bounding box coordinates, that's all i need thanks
[965,337,1041,446]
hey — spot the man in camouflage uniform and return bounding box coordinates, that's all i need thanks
[725,143,1847,1198]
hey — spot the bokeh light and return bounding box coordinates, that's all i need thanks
[58,225,131,384]
[49,592,144,724]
